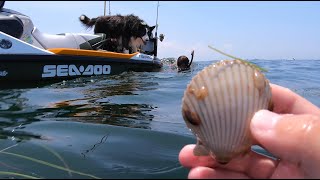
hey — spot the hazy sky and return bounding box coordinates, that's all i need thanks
[4,1,320,61]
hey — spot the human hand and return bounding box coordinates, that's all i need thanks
[179,83,320,178]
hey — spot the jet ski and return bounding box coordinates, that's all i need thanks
[0,1,163,87]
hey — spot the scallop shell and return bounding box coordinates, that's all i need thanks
[182,59,272,164]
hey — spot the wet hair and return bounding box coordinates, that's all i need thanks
[177,50,194,71]
[177,56,190,71]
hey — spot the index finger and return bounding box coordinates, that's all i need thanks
[270,83,320,115]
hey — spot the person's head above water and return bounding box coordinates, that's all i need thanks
[177,56,190,70]
[177,50,194,72]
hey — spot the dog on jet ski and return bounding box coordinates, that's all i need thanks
[79,14,155,54]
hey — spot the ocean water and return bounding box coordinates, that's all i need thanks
[0,59,319,178]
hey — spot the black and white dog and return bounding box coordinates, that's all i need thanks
[79,14,155,54]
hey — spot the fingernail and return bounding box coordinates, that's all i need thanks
[251,110,282,132]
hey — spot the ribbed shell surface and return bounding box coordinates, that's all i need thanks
[182,60,272,163]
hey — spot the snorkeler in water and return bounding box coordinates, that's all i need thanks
[177,50,194,72]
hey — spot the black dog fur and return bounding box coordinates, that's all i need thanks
[79,14,155,53]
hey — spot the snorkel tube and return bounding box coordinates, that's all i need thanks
[188,50,194,68]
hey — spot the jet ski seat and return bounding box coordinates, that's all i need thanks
[32,27,107,50]
[79,33,107,50]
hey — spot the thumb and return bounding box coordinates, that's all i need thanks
[250,110,320,174]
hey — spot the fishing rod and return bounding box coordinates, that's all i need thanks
[103,1,111,16]
[154,1,160,57]
[104,1,106,16]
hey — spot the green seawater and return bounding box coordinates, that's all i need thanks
[0,59,319,178]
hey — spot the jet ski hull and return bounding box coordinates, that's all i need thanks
[0,54,162,80]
